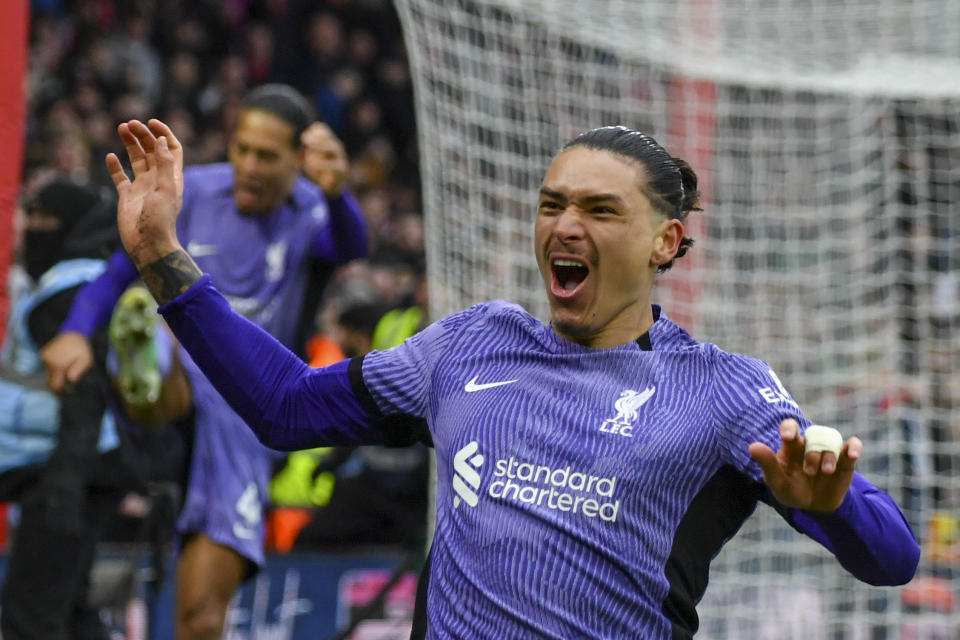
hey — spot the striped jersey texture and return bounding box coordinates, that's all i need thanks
[363,300,809,638]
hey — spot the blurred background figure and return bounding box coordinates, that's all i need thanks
[5,0,429,635]
[0,177,175,640]
[38,85,370,639]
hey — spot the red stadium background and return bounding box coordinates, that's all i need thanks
[0,0,28,347]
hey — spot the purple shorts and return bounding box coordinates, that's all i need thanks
[175,351,279,567]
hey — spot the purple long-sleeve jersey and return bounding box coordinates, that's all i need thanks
[160,278,920,639]
[61,163,368,348]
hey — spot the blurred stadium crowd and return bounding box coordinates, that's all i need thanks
[24,0,424,320]
[8,0,429,554]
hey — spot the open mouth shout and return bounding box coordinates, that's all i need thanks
[552,258,589,292]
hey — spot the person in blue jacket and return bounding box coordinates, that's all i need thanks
[0,179,151,640]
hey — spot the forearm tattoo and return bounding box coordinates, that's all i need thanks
[140,249,203,305]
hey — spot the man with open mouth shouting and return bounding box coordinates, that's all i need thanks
[107,121,918,639]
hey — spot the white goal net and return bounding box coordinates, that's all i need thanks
[393,0,960,637]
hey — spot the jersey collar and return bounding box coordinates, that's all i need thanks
[636,331,652,351]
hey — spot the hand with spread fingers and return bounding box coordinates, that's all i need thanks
[748,418,862,512]
[105,119,185,269]
[301,122,349,196]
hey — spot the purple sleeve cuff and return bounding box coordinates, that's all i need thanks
[310,190,369,262]
[155,273,214,313]
[789,473,920,586]
[159,276,380,449]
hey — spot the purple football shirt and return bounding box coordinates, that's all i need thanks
[159,282,919,638]
[360,300,916,638]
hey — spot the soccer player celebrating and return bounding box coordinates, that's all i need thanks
[108,121,919,638]
[41,86,369,639]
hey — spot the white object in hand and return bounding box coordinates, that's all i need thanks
[803,425,844,458]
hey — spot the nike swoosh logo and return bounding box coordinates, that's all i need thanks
[464,375,519,392]
[186,241,218,257]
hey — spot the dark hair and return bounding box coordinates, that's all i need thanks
[240,84,316,147]
[562,126,702,272]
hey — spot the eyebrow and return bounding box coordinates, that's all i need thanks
[539,187,626,206]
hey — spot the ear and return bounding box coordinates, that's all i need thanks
[650,219,684,267]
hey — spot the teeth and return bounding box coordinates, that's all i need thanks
[552,259,585,267]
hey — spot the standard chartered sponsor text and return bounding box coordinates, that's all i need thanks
[488,456,620,522]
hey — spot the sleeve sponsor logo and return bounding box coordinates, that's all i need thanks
[757,368,799,407]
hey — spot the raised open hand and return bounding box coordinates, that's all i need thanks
[105,119,184,268]
[748,419,861,512]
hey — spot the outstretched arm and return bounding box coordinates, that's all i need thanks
[107,119,381,448]
[751,419,920,585]
[782,473,919,586]
[160,277,380,448]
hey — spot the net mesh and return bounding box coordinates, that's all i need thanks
[393,0,960,636]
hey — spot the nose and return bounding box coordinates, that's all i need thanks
[235,150,260,177]
[552,206,585,243]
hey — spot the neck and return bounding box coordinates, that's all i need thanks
[553,302,655,349]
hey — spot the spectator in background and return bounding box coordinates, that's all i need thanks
[303,11,345,84]
[244,22,276,85]
[313,66,365,136]
[40,86,369,639]
[372,272,428,352]
[24,1,422,265]
[333,302,387,359]
[196,53,248,124]
[14,2,430,624]
[108,12,163,105]
[162,51,203,119]
[0,178,161,640]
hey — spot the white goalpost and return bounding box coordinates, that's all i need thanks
[393,0,960,636]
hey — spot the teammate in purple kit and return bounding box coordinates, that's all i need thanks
[108,121,918,638]
[41,85,369,639]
